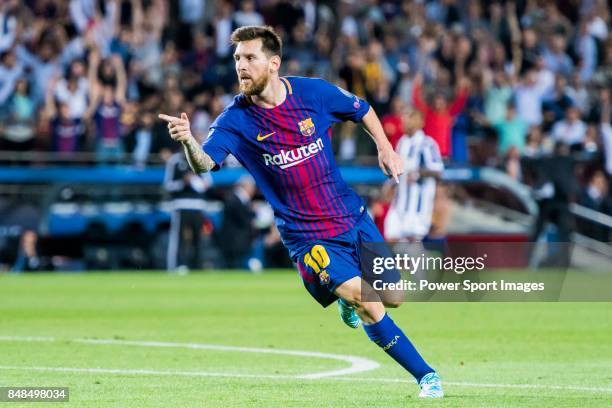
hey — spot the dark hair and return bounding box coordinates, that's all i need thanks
[230,25,282,58]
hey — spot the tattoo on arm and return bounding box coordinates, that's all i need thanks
[181,137,216,173]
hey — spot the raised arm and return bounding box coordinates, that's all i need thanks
[111,54,127,104]
[149,0,166,42]
[449,77,470,116]
[506,1,523,76]
[84,49,101,120]
[130,0,144,45]
[43,75,59,119]
[411,74,428,114]
[362,107,404,183]
[158,113,217,173]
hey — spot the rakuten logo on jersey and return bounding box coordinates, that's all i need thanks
[263,138,324,169]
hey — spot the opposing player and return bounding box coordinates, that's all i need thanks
[159,26,443,398]
[385,110,444,241]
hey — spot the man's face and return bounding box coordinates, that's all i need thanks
[71,61,85,78]
[402,111,423,134]
[506,107,516,120]
[234,39,277,96]
[433,95,447,111]
[566,108,579,122]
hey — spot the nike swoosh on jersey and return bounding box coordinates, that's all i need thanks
[257,132,276,141]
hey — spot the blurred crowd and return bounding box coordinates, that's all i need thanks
[0,0,611,207]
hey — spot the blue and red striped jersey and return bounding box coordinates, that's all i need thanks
[202,76,370,250]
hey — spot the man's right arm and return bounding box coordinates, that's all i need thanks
[181,135,216,173]
[158,112,216,174]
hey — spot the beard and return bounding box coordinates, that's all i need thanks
[239,71,269,96]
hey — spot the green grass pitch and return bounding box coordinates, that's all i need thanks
[1,271,611,407]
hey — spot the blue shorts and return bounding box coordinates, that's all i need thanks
[292,213,395,308]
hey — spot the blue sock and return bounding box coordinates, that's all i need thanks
[363,313,433,382]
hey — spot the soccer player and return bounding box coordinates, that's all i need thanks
[385,110,444,242]
[159,26,443,398]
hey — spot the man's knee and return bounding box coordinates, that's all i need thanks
[355,300,386,324]
[380,289,405,308]
[338,285,385,323]
[383,299,403,308]
[335,277,386,324]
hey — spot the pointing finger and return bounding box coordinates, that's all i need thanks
[158,113,180,123]
[387,162,399,184]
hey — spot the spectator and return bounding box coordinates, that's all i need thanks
[519,27,543,75]
[587,87,610,124]
[542,34,573,76]
[338,49,366,98]
[1,78,36,151]
[574,21,598,82]
[179,0,206,27]
[371,180,395,239]
[543,74,574,124]
[369,78,392,118]
[382,96,405,149]
[127,110,155,169]
[494,104,529,156]
[130,0,166,89]
[484,71,512,126]
[385,109,444,241]
[310,30,334,80]
[363,41,391,98]
[551,106,587,148]
[592,42,612,86]
[164,150,212,271]
[529,142,576,251]
[566,72,590,115]
[217,175,256,269]
[86,53,127,162]
[412,73,470,158]
[523,126,546,158]
[43,75,84,154]
[578,170,612,240]
[209,1,234,60]
[515,69,551,126]
[54,60,90,120]
[0,49,24,107]
[181,31,213,73]
[582,124,600,155]
[233,0,263,28]
[284,22,314,75]
[0,0,608,212]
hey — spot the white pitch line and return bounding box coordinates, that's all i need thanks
[1,336,611,394]
[0,335,54,342]
[0,365,297,381]
[1,365,611,394]
[320,375,612,394]
[0,336,379,379]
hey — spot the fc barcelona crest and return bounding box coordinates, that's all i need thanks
[298,117,316,137]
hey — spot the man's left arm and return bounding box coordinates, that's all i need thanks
[318,79,403,181]
[361,107,404,183]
